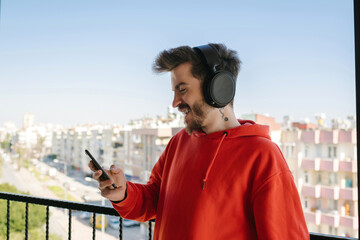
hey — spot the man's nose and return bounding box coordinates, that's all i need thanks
[172,92,181,108]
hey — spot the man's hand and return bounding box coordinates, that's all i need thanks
[88,162,127,202]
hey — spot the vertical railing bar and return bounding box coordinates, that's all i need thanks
[92,212,96,240]
[6,200,10,240]
[25,202,29,240]
[148,220,152,240]
[45,205,49,240]
[68,209,72,240]
[119,217,123,240]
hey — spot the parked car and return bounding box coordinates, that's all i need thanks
[90,215,107,229]
[123,219,140,227]
[109,218,120,229]
[109,218,140,229]
[80,211,92,220]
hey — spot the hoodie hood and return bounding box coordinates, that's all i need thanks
[192,119,271,140]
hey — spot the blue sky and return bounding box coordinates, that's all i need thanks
[0,0,355,127]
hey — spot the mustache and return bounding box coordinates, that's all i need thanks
[178,104,190,111]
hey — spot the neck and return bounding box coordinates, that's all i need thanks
[201,106,240,134]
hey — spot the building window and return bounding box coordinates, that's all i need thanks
[328,146,337,159]
[344,202,351,216]
[316,145,322,157]
[305,145,309,158]
[317,199,322,210]
[345,178,353,188]
[328,199,338,211]
[328,172,338,185]
[317,173,322,184]
[304,171,309,184]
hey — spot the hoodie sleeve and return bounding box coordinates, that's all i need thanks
[111,148,165,222]
[252,171,310,240]
[251,142,309,240]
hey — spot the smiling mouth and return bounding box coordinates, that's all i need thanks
[182,109,190,114]
[178,104,190,115]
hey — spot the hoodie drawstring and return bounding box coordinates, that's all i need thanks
[202,131,228,190]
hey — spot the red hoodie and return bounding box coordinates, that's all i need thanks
[112,120,309,239]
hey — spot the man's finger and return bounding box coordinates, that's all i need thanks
[98,178,114,190]
[100,186,124,201]
[110,165,121,174]
[100,188,112,198]
[88,161,98,172]
[92,170,102,180]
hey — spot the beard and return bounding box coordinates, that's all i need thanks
[179,100,210,135]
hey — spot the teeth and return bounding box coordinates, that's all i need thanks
[181,109,189,115]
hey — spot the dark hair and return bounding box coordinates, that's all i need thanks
[152,43,241,84]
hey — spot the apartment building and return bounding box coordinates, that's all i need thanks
[51,108,185,180]
[281,119,358,238]
[115,110,184,182]
[52,124,116,172]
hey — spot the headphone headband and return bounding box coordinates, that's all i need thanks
[193,45,220,71]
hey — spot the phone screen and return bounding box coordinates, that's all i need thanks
[85,149,117,188]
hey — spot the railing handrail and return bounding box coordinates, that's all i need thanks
[309,232,358,240]
[0,191,357,240]
[0,191,119,216]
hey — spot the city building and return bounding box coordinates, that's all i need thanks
[23,113,34,129]
[51,107,185,182]
[281,116,358,238]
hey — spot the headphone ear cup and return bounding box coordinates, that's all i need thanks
[205,71,235,108]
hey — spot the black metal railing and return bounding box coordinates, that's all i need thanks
[0,191,358,240]
[0,191,154,240]
[310,233,357,240]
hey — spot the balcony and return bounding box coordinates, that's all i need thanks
[320,159,339,172]
[321,212,340,227]
[302,184,321,198]
[300,130,357,145]
[301,130,320,144]
[304,209,359,231]
[340,188,358,201]
[302,184,356,201]
[319,130,338,144]
[338,130,357,144]
[302,158,320,171]
[304,210,322,225]
[339,160,357,173]
[302,158,357,173]
[321,186,340,200]
[340,216,359,229]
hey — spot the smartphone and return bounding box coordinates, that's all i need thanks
[85,149,117,189]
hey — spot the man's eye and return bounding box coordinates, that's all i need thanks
[179,89,186,94]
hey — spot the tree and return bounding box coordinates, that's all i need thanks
[0,183,46,237]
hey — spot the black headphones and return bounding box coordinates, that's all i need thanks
[193,44,235,108]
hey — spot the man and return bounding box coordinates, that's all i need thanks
[89,43,309,239]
